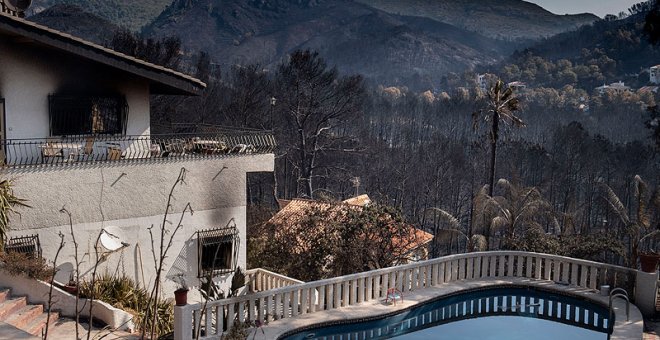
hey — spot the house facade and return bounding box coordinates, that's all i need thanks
[650,65,660,84]
[0,11,274,297]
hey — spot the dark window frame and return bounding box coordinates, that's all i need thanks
[48,94,128,136]
[197,227,239,278]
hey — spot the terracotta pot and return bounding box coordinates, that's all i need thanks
[63,284,78,296]
[174,288,189,306]
[639,252,660,273]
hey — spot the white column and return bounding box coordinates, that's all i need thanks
[174,305,192,340]
[635,270,658,317]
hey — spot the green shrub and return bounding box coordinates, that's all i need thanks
[79,273,173,336]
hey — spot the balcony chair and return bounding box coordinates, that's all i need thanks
[385,287,403,305]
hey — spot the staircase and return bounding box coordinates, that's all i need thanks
[0,287,60,337]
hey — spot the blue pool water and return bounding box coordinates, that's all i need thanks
[281,286,611,340]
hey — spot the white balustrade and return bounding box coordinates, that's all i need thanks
[174,251,637,340]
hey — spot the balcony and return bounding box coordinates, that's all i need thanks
[0,129,276,167]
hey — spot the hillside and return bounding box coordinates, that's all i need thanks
[28,4,119,45]
[355,0,598,40]
[29,0,170,31]
[143,0,516,89]
[491,10,660,89]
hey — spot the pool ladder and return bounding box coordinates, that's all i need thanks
[608,287,630,321]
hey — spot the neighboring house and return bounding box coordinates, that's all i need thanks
[270,195,433,264]
[0,9,275,297]
[650,65,660,84]
[507,81,527,92]
[595,81,631,95]
[476,73,497,93]
[638,86,659,95]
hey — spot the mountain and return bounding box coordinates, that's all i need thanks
[354,0,599,40]
[28,4,120,45]
[29,0,171,31]
[143,0,517,88]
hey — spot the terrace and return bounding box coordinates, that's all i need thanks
[173,251,654,340]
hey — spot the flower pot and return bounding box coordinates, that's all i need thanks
[174,288,189,306]
[640,253,660,273]
[63,284,78,296]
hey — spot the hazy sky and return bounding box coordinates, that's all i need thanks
[527,0,641,18]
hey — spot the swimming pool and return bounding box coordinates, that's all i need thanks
[280,286,612,340]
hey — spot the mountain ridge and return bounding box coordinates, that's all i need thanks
[354,0,598,40]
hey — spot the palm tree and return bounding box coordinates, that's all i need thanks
[471,180,557,250]
[0,179,28,252]
[601,175,660,267]
[473,80,524,196]
[425,207,487,255]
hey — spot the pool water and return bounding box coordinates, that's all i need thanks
[397,315,605,340]
[281,286,611,340]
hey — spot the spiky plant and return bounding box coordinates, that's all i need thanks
[471,180,557,250]
[0,179,29,252]
[601,175,660,267]
[425,207,487,253]
[473,80,524,196]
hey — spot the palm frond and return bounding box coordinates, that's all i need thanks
[634,175,651,228]
[425,207,461,230]
[470,234,488,252]
[601,183,631,226]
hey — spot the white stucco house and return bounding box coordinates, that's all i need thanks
[595,81,631,95]
[0,9,274,298]
[650,65,660,84]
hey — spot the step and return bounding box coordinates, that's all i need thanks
[0,297,26,321]
[4,305,43,330]
[0,289,9,304]
[23,312,59,337]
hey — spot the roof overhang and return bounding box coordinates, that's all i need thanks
[0,12,206,96]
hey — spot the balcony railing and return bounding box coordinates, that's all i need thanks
[0,130,276,167]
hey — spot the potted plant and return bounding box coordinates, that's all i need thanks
[173,274,189,306]
[62,272,78,295]
[638,230,660,273]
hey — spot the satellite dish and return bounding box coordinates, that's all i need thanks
[99,228,129,251]
[4,0,32,16]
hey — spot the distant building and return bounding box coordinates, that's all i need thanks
[638,86,659,95]
[507,81,527,92]
[650,65,660,84]
[476,73,497,92]
[477,74,488,92]
[595,81,631,95]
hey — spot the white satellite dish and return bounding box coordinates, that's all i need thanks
[99,228,128,251]
[4,0,32,13]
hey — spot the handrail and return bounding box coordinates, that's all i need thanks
[206,251,634,304]
[174,251,638,340]
[610,293,630,321]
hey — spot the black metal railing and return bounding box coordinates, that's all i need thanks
[0,131,276,167]
[5,234,42,258]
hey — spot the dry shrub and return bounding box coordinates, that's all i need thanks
[0,251,54,281]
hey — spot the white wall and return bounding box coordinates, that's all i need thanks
[0,36,150,140]
[3,154,275,298]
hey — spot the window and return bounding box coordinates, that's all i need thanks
[49,95,128,136]
[198,227,238,277]
[5,234,41,258]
